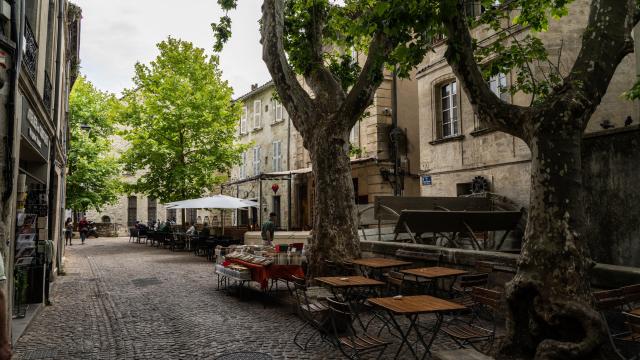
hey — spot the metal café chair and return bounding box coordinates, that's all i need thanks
[291,275,330,350]
[326,297,390,360]
[441,287,501,352]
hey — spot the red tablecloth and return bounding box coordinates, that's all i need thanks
[223,258,305,289]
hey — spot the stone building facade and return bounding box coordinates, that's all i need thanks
[416,0,639,263]
[224,74,420,230]
[0,0,81,339]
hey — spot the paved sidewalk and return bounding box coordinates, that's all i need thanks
[13,237,465,359]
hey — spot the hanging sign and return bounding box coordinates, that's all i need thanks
[21,98,50,159]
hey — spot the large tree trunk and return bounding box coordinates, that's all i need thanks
[305,123,360,277]
[498,120,617,360]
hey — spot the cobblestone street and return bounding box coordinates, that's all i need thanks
[13,237,464,360]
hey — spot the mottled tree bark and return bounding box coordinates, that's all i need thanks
[441,0,639,358]
[260,0,392,276]
[305,121,360,276]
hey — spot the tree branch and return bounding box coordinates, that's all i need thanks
[440,0,531,140]
[339,31,393,129]
[302,2,345,110]
[560,0,640,129]
[261,0,315,136]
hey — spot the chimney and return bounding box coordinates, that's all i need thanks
[251,83,259,91]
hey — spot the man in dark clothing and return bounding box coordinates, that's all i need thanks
[261,212,277,246]
[200,223,211,239]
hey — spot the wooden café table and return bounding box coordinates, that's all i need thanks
[631,308,640,316]
[368,295,465,360]
[351,258,413,279]
[401,266,468,295]
[315,276,385,302]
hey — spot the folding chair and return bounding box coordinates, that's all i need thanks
[291,276,329,350]
[326,297,390,359]
[441,287,501,352]
[451,273,490,308]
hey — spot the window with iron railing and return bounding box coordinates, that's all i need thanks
[24,21,38,83]
[43,72,53,112]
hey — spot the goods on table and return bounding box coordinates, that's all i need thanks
[215,263,251,280]
[219,244,305,266]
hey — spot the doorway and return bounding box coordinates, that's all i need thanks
[272,195,281,229]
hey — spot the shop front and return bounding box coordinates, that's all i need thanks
[12,97,51,319]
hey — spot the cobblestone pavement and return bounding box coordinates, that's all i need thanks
[13,237,477,360]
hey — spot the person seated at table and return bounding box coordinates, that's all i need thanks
[157,221,170,233]
[200,223,211,239]
[186,222,196,235]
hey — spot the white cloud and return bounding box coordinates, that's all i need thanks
[73,0,271,97]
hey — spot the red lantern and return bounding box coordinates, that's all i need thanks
[271,183,279,194]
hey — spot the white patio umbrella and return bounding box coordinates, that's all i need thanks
[166,195,258,209]
[165,195,258,234]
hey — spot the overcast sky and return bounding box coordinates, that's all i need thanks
[73,0,270,98]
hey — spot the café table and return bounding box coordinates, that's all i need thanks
[315,276,385,303]
[631,308,640,316]
[401,266,468,296]
[368,295,466,360]
[351,258,413,279]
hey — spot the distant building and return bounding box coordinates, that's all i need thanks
[223,72,421,230]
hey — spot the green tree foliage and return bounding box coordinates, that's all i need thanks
[66,76,121,212]
[119,37,244,203]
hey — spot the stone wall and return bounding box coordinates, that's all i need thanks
[583,126,640,267]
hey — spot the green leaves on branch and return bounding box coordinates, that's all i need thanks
[118,37,245,204]
[66,76,122,212]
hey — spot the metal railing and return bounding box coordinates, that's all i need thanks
[24,21,38,83]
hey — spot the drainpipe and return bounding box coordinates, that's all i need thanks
[3,0,25,202]
[287,115,291,230]
[391,68,401,196]
[48,0,64,243]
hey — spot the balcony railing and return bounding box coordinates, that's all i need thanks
[24,21,38,83]
[43,71,52,111]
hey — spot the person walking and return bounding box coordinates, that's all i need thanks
[64,217,73,246]
[261,212,277,246]
[0,251,11,359]
[78,216,89,245]
[43,239,55,306]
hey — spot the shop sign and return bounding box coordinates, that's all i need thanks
[421,175,432,186]
[21,100,50,158]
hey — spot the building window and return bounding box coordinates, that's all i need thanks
[101,215,111,223]
[186,209,197,224]
[240,151,247,179]
[488,73,509,102]
[166,208,177,222]
[275,101,283,123]
[148,198,157,224]
[127,196,137,226]
[437,80,459,138]
[272,141,282,172]
[240,106,248,134]
[253,100,262,129]
[349,124,359,144]
[253,146,261,176]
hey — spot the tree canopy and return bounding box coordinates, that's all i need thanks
[66,76,121,213]
[119,37,244,204]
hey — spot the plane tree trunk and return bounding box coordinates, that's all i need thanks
[260,0,393,276]
[305,120,360,276]
[440,0,639,358]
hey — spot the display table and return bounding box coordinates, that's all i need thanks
[223,258,304,290]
